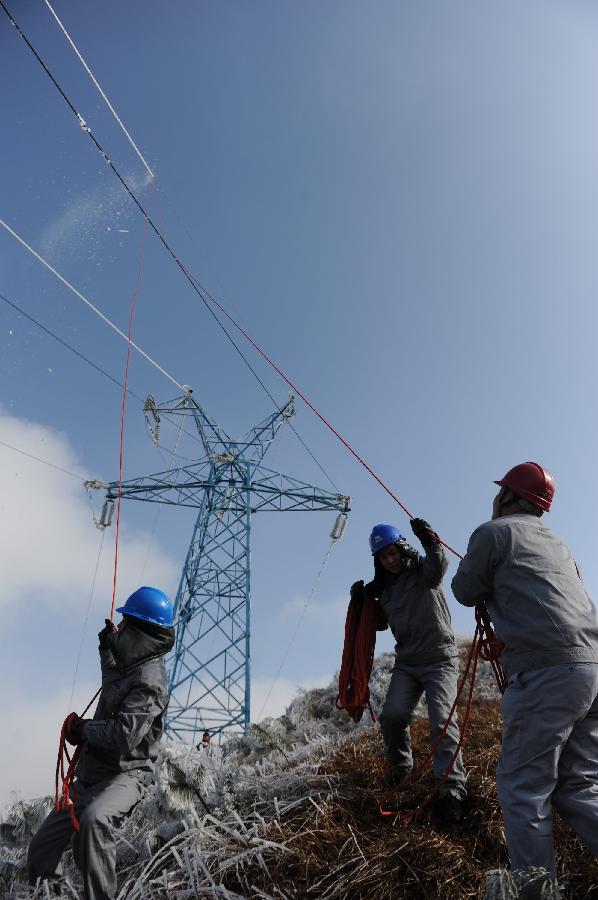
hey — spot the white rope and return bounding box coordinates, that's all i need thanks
[0,216,184,390]
[256,535,338,722]
[41,0,154,179]
[138,408,189,582]
[68,527,106,709]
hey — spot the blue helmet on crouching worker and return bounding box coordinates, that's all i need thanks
[117,586,174,627]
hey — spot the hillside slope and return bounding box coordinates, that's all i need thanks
[1,649,595,898]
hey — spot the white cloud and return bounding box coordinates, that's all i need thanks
[0,410,178,616]
[0,410,181,808]
[0,680,99,811]
[0,411,335,805]
[278,592,348,627]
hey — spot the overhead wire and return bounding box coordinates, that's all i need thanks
[138,407,189,583]
[1,1,436,534]
[68,528,106,710]
[40,0,154,179]
[0,437,86,481]
[0,1,339,494]
[110,213,149,621]
[1,290,136,396]
[0,1,277,402]
[0,216,184,390]
[0,290,204,459]
[257,534,338,722]
[2,5,490,775]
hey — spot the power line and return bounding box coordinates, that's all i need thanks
[1,290,135,396]
[0,437,86,480]
[41,0,154,178]
[68,527,106,710]
[1,0,340,492]
[0,3,279,404]
[0,289,202,458]
[256,535,338,722]
[0,216,184,390]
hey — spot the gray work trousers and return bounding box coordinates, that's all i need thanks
[28,772,145,900]
[497,662,598,874]
[378,657,467,798]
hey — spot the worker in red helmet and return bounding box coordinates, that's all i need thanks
[352,518,467,824]
[452,463,598,875]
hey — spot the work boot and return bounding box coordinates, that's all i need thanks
[383,763,412,789]
[433,794,466,824]
[513,868,562,900]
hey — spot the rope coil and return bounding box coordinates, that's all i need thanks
[55,690,100,831]
[337,586,506,821]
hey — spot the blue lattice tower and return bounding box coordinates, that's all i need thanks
[105,391,350,741]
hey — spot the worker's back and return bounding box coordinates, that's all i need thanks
[77,618,175,784]
[453,512,598,677]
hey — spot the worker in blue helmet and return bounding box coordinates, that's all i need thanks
[351,520,467,824]
[28,587,175,900]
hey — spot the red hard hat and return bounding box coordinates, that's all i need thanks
[494,461,556,512]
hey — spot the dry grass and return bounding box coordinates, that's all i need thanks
[211,702,598,899]
[6,649,598,898]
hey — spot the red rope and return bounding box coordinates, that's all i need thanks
[378,629,480,818]
[336,593,378,723]
[476,605,507,693]
[55,195,152,828]
[54,689,101,831]
[109,214,150,620]
[378,611,505,821]
[336,587,505,821]
[179,265,464,561]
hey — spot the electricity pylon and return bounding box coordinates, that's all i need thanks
[101,390,350,741]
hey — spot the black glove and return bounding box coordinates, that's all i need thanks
[350,580,365,612]
[64,713,88,746]
[98,618,118,650]
[410,518,439,549]
[363,579,381,600]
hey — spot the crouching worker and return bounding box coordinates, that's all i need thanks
[28,586,176,900]
[452,462,598,875]
[352,519,467,823]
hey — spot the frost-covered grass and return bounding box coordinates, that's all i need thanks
[3,646,588,898]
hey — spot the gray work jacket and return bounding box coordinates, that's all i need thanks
[377,544,459,665]
[77,620,175,785]
[451,512,598,679]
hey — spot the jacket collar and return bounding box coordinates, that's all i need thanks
[105,619,175,672]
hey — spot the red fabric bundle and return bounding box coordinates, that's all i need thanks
[336,593,378,723]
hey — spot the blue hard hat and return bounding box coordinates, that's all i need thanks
[369,524,404,556]
[117,586,174,627]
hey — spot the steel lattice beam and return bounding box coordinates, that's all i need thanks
[107,392,349,741]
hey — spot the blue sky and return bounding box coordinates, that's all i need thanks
[2,0,598,803]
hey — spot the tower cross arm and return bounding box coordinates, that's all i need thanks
[235,395,295,463]
[106,461,220,508]
[248,466,350,514]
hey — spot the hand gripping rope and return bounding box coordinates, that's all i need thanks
[55,691,101,831]
[336,547,506,821]
[54,205,151,830]
[3,0,504,818]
